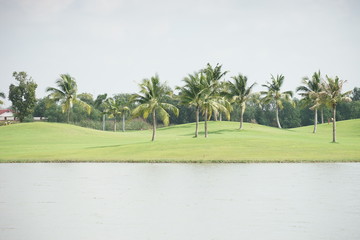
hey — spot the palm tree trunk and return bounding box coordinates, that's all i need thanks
[240,105,244,130]
[102,114,106,131]
[214,111,218,121]
[313,108,318,133]
[332,105,336,143]
[195,107,199,138]
[122,114,125,132]
[321,108,324,124]
[219,113,222,121]
[114,118,116,132]
[205,109,208,138]
[276,105,282,129]
[67,109,70,123]
[152,111,156,141]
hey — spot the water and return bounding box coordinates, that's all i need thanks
[0,163,359,240]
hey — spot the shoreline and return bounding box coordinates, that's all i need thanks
[1,160,360,163]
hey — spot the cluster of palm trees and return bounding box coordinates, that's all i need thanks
[44,64,352,142]
[297,71,352,142]
[46,74,131,132]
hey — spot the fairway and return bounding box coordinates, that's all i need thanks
[0,119,359,162]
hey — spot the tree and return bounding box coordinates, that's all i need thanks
[8,72,38,122]
[104,98,121,132]
[319,76,352,142]
[46,74,91,123]
[296,71,322,133]
[78,93,95,106]
[202,63,228,121]
[261,74,293,128]
[113,94,133,132]
[201,63,230,137]
[224,74,256,129]
[352,87,360,101]
[176,72,205,137]
[94,93,108,131]
[0,92,5,106]
[132,74,179,141]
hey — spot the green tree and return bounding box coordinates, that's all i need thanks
[94,93,108,131]
[296,71,322,133]
[176,72,205,137]
[352,87,360,101]
[78,93,95,106]
[224,74,256,129]
[113,93,133,132]
[0,92,5,106]
[201,63,230,137]
[131,74,179,141]
[8,72,38,122]
[202,63,228,121]
[46,74,91,123]
[319,76,352,142]
[261,74,293,128]
[104,98,122,132]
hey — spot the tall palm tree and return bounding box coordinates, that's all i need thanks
[0,92,5,105]
[296,71,322,133]
[46,74,91,123]
[131,74,179,141]
[200,92,230,138]
[176,72,205,137]
[224,74,256,129]
[261,74,293,128]
[201,63,230,137]
[202,63,228,121]
[320,76,352,142]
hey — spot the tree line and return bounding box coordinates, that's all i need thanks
[2,64,359,142]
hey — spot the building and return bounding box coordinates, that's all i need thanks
[0,109,15,121]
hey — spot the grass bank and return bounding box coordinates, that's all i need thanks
[0,119,359,162]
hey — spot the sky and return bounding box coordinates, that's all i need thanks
[1,0,360,107]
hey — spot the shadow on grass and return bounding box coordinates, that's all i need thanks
[179,128,241,136]
[86,141,150,149]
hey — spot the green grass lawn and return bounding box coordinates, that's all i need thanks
[0,119,359,162]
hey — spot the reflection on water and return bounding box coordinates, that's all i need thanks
[1,163,360,240]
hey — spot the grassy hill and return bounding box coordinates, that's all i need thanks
[0,119,359,162]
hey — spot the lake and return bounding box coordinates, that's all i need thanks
[1,163,360,239]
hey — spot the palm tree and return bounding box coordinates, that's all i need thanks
[202,63,228,121]
[261,74,293,128]
[46,74,91,123]
[224,74,256,129]
[201,63,230,137]
[94,93,108,131]
[200,92,230,138]
[0,92,5,105]
[131,74,179,141]
[112,94,133,132]
[320,76,352,142]
[104,98,121,132]
[120,105,130,132]
[296,71,322,133]
[176,72,205,137]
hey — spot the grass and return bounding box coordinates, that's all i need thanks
[0,119,359,162]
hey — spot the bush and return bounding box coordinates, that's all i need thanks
[126,118,151,130]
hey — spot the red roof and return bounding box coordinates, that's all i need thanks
[0,109,13,115]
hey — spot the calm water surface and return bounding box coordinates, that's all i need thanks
[1,163,360,240]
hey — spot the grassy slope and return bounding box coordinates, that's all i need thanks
[0,119,359,162]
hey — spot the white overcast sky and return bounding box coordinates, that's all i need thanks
[1,0,360,107]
